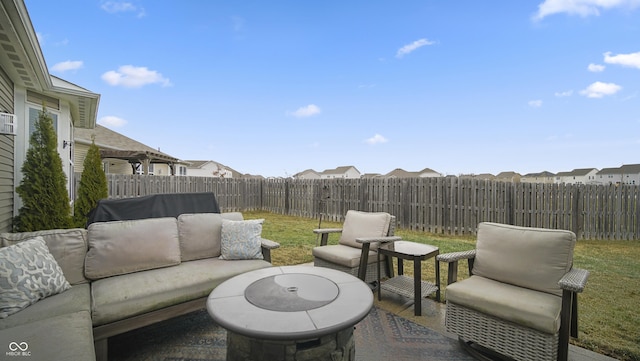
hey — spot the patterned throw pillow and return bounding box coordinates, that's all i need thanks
[0,237,71,319]
[219,219,264,260]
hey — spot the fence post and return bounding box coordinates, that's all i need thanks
[284,178,290,215]
[573,185,583,238]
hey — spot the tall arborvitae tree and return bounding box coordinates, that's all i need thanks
[14,106,72,231]
[73,138,108,227]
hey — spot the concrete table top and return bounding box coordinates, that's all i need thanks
[207,265,373,341]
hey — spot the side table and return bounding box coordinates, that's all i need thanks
[377,241,440,316]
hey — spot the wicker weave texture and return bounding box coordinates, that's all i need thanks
[381,275,438,299]
[559,268,589,293]
[446,302,558,361]
[436,249,476,263]
[314,257,388,284]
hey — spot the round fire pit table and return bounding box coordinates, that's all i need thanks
[206,265,373,361]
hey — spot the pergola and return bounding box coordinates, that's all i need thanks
[100,149,180,175]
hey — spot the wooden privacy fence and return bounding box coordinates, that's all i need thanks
[82,174,640,240]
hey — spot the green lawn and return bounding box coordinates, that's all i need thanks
[246,210,640,361]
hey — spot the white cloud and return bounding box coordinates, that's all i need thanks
[396,38,435,58]
[533,0,640,21]
[51,60,83,72]
[555,90,573,97]
[101,1,146,17]
[365,134,388,145]
[528,100,543,107]
[604,51,640,69]
[288,104,321,118]
[588,63,605,72]
[98,115,127,127]
[102,65,172,88]
[580,81,622,98]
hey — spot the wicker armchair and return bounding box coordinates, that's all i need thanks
[312,210,400,283]
[437,222,589,361]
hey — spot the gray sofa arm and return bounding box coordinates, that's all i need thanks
[313,228,343,234]
[436,250,476,286]
[355,236,402,244]
[313,228,343,246]
[559,267,589,340]
[559,267,589,293]
[260,238,280,263]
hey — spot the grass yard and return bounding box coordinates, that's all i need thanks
[246,210,640,361]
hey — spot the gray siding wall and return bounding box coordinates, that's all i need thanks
[0,66,15,232]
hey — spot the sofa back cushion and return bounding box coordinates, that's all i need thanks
[472,222,576,296]
[0,228,88,285]
[85,217,181,280]
[338,210,391,250]
[178,213,223,261]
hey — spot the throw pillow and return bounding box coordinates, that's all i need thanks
[219,219,264,260]
[0,237,71,319]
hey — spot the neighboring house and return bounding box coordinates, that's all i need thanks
[495,171,522,183]
[184,160,241,178]
[418,168,442,178]
[521,171,555,184]
[293,169,321,180]
[459,173,496,181]
[383,168,416,178]
[241,173,264,179]
[320,166,361,179]
[0,0,100,231]
[594,167,620,185]
[554,168,598,185]
[619,164,640,185]
[382,168,442,178]
[361,173,382,179]
[74,125,183,176]
[595,164,640,185]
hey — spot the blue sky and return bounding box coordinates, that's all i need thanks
[26,0,640,177]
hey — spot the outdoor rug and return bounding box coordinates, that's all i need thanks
[109,306,475,361]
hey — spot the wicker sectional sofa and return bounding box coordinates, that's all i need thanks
[0,212,279,361]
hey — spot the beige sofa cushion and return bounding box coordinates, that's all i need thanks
[91,257,271,326]
[0,284,90,331]
[85,217,181,280]
[0,228,88,285]
[446,275,562,334]
[472,222,576,296]
[178,213,223,261]
[0,310,95,361]
[338,210,391,250]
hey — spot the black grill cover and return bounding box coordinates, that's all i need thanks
[86,192,220,226]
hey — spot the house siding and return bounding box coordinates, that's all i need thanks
[0,66,15,232]
[73,142,90,174]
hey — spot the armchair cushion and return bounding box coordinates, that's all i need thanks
[472,222,576,296]
[312,244,378,268]
[446,275,562,334]
[338,210,391,250]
